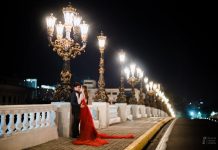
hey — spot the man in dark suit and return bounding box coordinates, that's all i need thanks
[71,82,81,138]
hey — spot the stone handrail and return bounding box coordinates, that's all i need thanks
[88,105,100,129]
[0,104,57,138]
[88,105,99,120]
[109,105,119,119]
[108,105,121,125]
[139,105,147,117]
[126,105,133,120]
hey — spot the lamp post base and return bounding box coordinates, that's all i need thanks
[116,93,126,103]
[138,98,145,105]
[128,96,138,104]
[53,84,72,102]
[53,60,72,102]
[94,89,108,102]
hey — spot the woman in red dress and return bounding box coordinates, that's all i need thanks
[72,85,134,146]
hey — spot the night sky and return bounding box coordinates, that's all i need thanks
[2,0,218,113]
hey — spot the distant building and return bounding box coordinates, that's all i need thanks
[24,79,37,88]
[83,79,96,89]
[82,79,140,104]
[0,77,58,105]
[0,76,37,105]
[186,99,208,119]
[41,85,55,90]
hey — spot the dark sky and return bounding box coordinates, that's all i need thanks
[2,0,218,112]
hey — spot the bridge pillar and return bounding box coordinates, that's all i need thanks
[51,102,71,137]
[115,103,127,122]
[92,102,109,128]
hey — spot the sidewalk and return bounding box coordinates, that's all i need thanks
[26,117,164,150]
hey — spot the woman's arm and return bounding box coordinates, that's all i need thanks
[78,93,85,104]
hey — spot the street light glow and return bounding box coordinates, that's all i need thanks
[62,4,75,26]
[210,111,216,116]
[124,67,130,79]
[97,32,106,50]
[46,13,56,35]
[73,14,82,26]
[80,21,89,41]
[130,64,136,77]
[119,50,126,63]
[56,22,64,39]
[189,111,195,117]
[144,77,148,83]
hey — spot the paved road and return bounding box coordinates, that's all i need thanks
[166,118,218,150]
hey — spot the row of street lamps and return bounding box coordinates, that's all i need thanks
[45,3,175,117]
[115,51,175,117]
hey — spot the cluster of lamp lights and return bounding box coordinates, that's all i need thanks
[118,51,175,117]
[46,11,89,56]
[45,3,175,117]
[146,81,175,117]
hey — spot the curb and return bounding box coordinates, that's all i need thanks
[124,117,174,150]
[155,118,177,150]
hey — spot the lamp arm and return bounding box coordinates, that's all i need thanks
[48,36,54,47]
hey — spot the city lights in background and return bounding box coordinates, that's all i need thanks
[188,110,202,119]
[210,111,217,117]
[187,100,217,120]
[189,111,195,117]
[24,79,37,88]
[41,85,55,90]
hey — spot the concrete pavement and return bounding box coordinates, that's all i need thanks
[25,117,168,150]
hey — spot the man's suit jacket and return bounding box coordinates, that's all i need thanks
[71,91,80,107]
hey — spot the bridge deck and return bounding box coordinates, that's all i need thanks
[26,117,163,150]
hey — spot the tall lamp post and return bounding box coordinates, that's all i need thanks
[138,71,145,105]
[94,32,108,102]
[143,77,150,106]
[124,64,141,104]
[46,3,89,101]
[156,89,164,116]
[116,50,127,103]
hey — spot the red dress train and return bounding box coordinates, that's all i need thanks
[72,99,134,146]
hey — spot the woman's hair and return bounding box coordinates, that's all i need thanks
[82,85,89,101]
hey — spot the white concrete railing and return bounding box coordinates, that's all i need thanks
[115,103,127,122]
[131,105,142,119]
[126,105,133,120]
[0,104,57,137]
[88,105,100,128]
[108,105,121,125]
[88,105,99,120]
[145,106,152,117]
[139,105,147,118]
[0,104,58,150]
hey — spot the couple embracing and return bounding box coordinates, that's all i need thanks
[71,82,134,147]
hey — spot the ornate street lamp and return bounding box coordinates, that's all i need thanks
[124,64,141,104]
[45,3,89,101]
[146,81,156,107]
[116,50,127,103]
[156,89,165,115]
[155,84,162,109]
[147,82,162,107]
[138,71,145,105]
[143,77,150,106]
[94,31,108,102]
